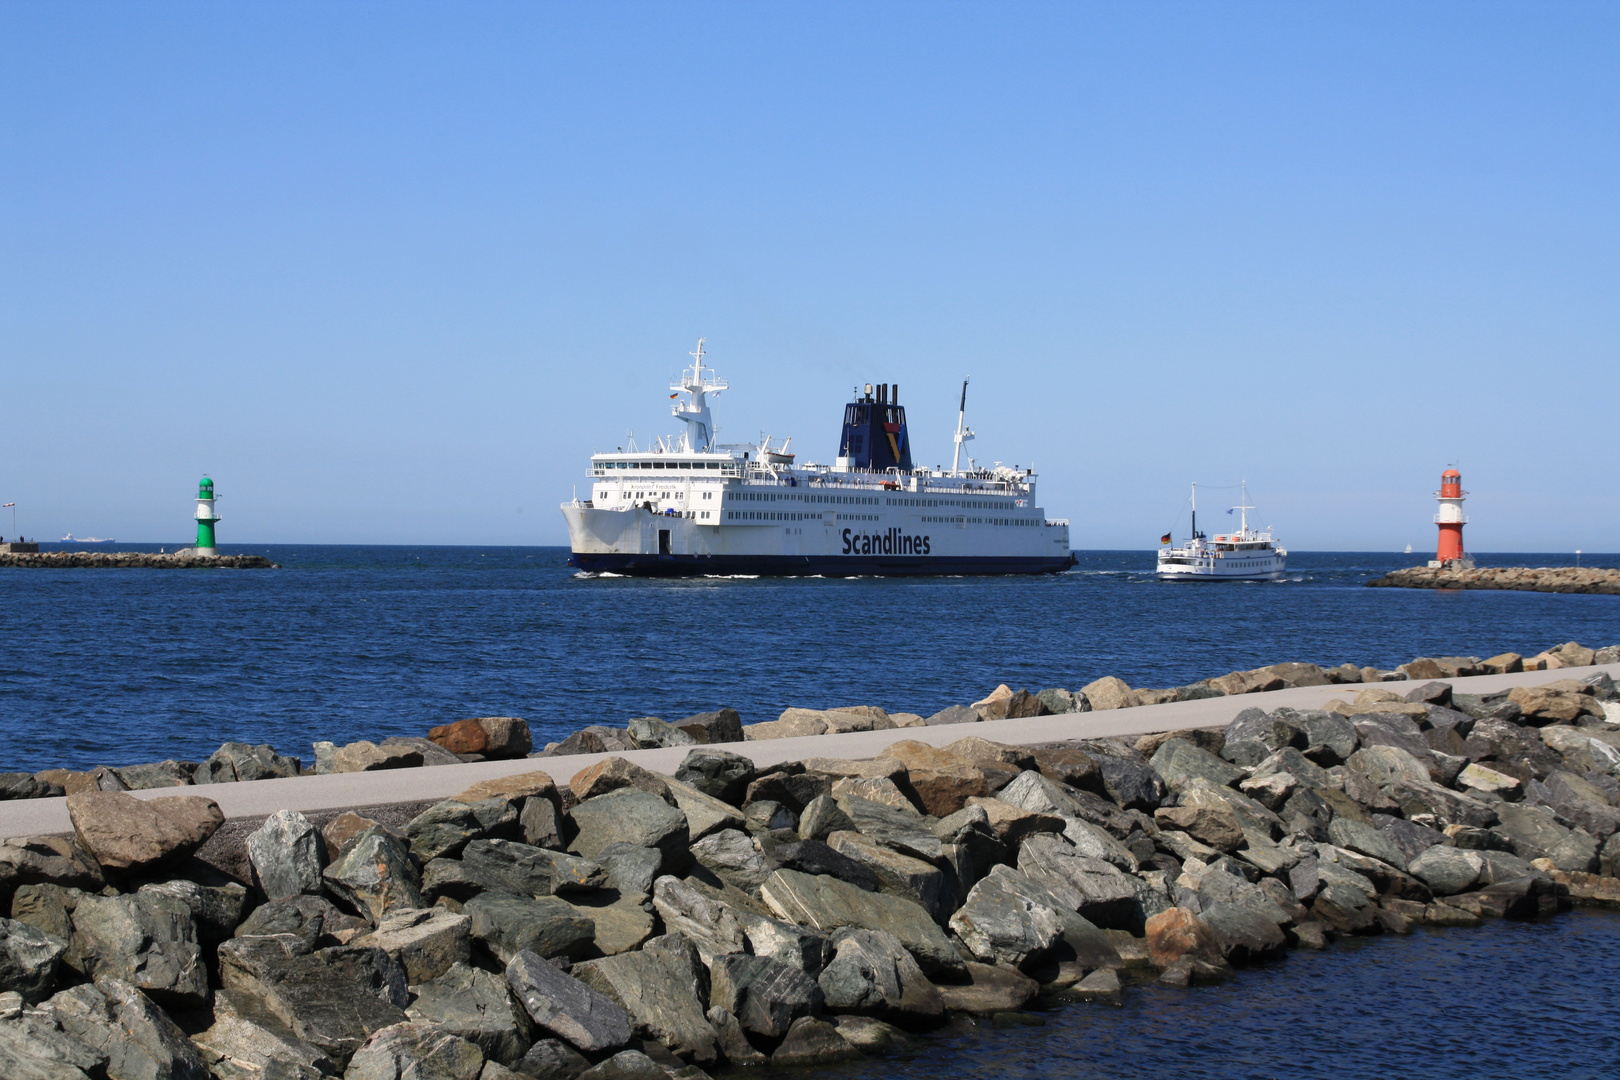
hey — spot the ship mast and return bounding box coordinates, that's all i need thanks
[1233,481,1255,536]
[950,378,974,475]
[670,338,728,452]
[1190,482,1196,542]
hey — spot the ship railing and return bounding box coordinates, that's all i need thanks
[1044,518,1069,527]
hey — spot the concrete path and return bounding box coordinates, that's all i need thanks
[4,664,1615,841]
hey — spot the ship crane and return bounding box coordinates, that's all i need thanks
[950,379,975,475]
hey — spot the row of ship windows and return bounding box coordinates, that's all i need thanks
[739,492,877,505]
[728,511,877,522]
[596,462,730,471]
[921,516,1038,527]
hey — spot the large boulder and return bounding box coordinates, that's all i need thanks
[433,839,607,903]
[708,954,824,1039]
[406,799,522,861]
[664,778,746,841]
[1143,907,1224,969]
[674,708,746,745]
[1017,834,1143,930]
[505,950,631,1053]
[569,790,690,868]
[574,949,719,1063]
[626,716,697,749]
[198,742,301,783]
[248,809,326,900]
[760,868,966,980]
[673,748,757,805]
[1198,902,1287,965]
[352,907,471,984]
[948,867,1064,971]
[65,791,222,876]
[0,917,66,1003]
[826,831,951,921]
[344,1020,485,1080]
[66,890,210,1008]
[466,893,595,964]
[1150,739,1244,791]
[218,939,410,1069]
[816,927,943,1021]
[569,758,674,804]
[1079,677,1139,711]
[648,877,748,965]
[324,827,424,921]
[333,741,425,773]
[692,829,777,894]
[407,961,532,1066]
[37,977,212,1080]
[193,986,335,1078]
[428,717,533,759]
[1407,846,1485,896]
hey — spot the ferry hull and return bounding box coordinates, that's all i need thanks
[570,551,1076,577]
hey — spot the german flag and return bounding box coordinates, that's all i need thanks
[1160,533,1172,545]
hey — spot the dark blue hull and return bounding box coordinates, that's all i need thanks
[569,551,1077,577]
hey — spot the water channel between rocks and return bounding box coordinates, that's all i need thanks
[801,909,1620,1080]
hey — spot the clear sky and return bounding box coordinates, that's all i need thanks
[2,3,1615,551]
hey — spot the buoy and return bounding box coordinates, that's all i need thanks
[1430,468,1470,569]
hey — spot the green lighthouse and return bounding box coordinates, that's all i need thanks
[195,476,220,555]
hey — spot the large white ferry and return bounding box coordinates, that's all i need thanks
[1156,482,1287,582]
[562,342,1074,576]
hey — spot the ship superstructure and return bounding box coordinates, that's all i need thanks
[562,341,1074,576]
[1156,482,1287,582]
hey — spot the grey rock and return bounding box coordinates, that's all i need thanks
[545,727,638,758]
[649,876,748,965]
[1388,780,1499,829]
[193,987,334,1078]
[948,867,1063,970]
[708,954,823,1039]
[467,893,595,965]
[1219,739,1272,768]
[0,918,65,1003]
[235,893,365,953]
[249,809,327,901]
[627,716,697,750]
[521,797,567,851]
[514,1037,590,1079]
[771,1016,860,1068]
[344,1020,485,1080]
[673,709,745,746]
[0,773,63,801]
[573,950,719,1063]
[1198,902,1288,964]
[1249,747,1333,790]
[136,878,247,945]
[0,992,111,1078]
[664,779,746,842]
[325,827,423,922]
[594,844,665,899]
[1492,802,1573,862]
[575,1049,668,1080]
[1371,815,1447,866]
[427,840,607,904]
[743,800,796,834]
[46,977,212,1080]
[759,868,966,980]
[68,890,209,1008]
[1407,846,1485,895]
[1310,883,1380,934]
[691,830,775,894]
[1150,739,1245,792]
[353,907,471,984]
[833,796,943,863]
[1089,753,1167,811]
[408,799,522,862]
[796,795,856,842]
[767,839,880,892]
[111,760,197,790]
[505,950,631,1053]
[380,735,466,767]
[1017,834,1143,930]
[1326,818,1409,871]
[736,912,833,976]
[218,938,410,1069]
[1223,708,1302,753]
[1538,771,1620,842]
[705,1005,767,1065]
[198,742,301,783]
[408,962,533,1066]
[925,705,981,726]
[569,790,690,868]
[1547,829,1600,873]
[826,831,952,921]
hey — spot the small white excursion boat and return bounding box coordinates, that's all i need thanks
[1157,482,1287,582]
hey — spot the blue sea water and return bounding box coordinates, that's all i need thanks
[817,910,1620,1080]
[0,545,1615,774]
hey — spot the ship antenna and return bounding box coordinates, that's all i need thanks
[951,378,975,476]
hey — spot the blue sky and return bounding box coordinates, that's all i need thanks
[2,3,1614,550]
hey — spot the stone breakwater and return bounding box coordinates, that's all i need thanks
[4,643,1618,801]
[0,551,277,569]
[1367,565,1620,595]
[4,666,1620,1076]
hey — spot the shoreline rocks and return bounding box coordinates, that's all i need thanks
[1367,565,1620,595]
[0,551,277,569]
[4,659,1620,1078]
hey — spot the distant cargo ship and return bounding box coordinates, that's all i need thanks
[61,534,116,544]
[562,341,1075,576]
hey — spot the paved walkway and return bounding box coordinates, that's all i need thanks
[4,664,1614,840]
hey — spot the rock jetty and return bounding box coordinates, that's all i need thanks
[1367,565,1620,595]
[0,550,276,569]
[3,660,1620,1077]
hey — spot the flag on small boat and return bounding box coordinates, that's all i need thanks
[1160,533,1172,544]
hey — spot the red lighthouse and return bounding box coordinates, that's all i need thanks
[1430,468,1469,568]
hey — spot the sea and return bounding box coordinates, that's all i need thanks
[1,546,1615,775]
[3,543,1618,1077]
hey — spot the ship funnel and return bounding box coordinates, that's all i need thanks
[840,383,913,471]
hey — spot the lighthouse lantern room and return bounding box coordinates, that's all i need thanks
[195,476,221,556]
[1427,467,1472,569]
